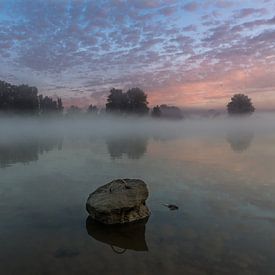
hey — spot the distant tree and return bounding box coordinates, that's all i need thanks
[227,94,255,115]
[0,80,39,114]
[87,104,98,114]
[39,95,63,114]
[206,109,221,118]
[106,88,127,113]
[14,85,39,114]
[57,98,63,112]
[125,88,149,115]
[106,87,149,115]
[67,105,81,116]
[0,80,64,115]
[151,105,162,118]
[159,104,183,120]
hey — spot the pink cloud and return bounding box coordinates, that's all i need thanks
[147,62,275,110]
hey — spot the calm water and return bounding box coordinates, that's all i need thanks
[1,116,275,274]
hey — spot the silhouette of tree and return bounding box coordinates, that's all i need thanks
[57,98,64,112]
[67,105,81,116]
[0,80,39,114]
[227,94,255,115]
[14,85,39,114]
[151,105,162,118]
[125,88,149,114]
[106,87,149,115]
[159,104,183,119]
[0,80,63,115]
[39,95,63,114]
[87,104,98,114]
[106,88,126,113]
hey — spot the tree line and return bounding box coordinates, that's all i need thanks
[0,80,63,115]
[0,80,255,117]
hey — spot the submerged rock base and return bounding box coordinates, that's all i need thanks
[86,216,149,251]
[86,179,150,224]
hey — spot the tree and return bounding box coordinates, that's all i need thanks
[67,105,81,116]
[159,104,183,120]
[106,88,126,113]
[151,105,162,118]
[0,80,64,115]
[57,98,63,112]
[106,87,149,115]
[0,80,39,114]
[227,94,255,115]
[39,95,63,114]
[125,88,149,115]
[87,104,98,114]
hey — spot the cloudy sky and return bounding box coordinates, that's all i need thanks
[0,0,274,109]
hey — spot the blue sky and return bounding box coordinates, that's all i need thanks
[0,0,275,109]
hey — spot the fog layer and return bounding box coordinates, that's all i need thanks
[0,113,274,142]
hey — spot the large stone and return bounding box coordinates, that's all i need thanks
[86,179,150,224]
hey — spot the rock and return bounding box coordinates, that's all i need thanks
[86,179,150,224]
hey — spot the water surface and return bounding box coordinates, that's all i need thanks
[1,116,275,274]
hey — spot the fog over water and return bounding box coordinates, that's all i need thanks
[0,112,274,139]
[1,113,275,274]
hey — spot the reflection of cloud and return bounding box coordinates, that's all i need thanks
[86,216,149,252]
[226,129,254,153]
[106,135,148,159]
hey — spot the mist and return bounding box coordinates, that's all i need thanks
[1,112,275,274]
[0,112,274,142]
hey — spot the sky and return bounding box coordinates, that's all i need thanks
[0,0,275,110]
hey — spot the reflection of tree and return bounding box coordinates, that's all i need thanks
[152,130,181,142]
[86,216,149,252]
[227,130,254,153]
[106,136,148,159]
[0,137,63,168]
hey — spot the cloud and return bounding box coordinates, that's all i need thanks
[160,6,176,16]
[182,2,198,12]
[182,25,197,32]
[233,8,267,19]
[0,0,274,109]
[231,16,275,31]
[213,0,234,9]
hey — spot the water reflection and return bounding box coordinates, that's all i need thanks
[226,130,254,153]
[106,136,148,159]
[0,137,63,167]
[86,216,149,252]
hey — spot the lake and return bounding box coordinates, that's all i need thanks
[0,115,275,274]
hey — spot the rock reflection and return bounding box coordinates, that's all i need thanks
[86,216,149,252]
[0,137,63,167]
[106,135,148,159]
[226,130,254,153]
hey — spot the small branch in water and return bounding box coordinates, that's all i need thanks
[162,204,179,210]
